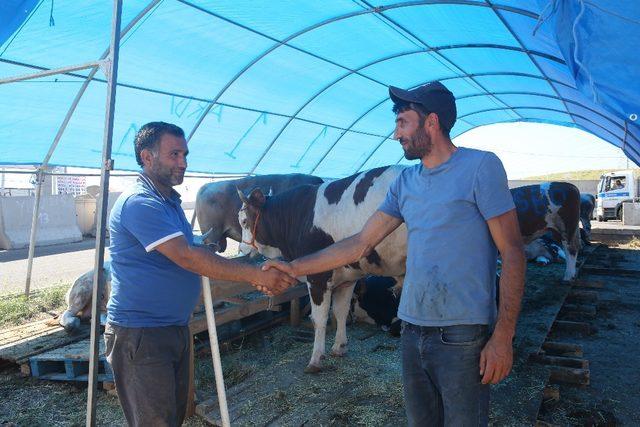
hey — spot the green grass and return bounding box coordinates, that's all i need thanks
[0,284,68,328]
[523,168,640,180]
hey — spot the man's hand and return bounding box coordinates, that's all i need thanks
[252,265,297,296]
[261,259,296,276]
[479,331,513,384]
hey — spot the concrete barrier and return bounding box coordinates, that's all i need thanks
[73,192,123,237]
[622,202,640,226]
[0,194,83,249]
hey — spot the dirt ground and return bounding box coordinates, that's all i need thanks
[1,241,639,426]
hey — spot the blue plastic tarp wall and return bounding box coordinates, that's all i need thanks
[0,0,638,178]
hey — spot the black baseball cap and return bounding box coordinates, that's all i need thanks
[389,81,457,131]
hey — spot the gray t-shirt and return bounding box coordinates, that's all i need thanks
[379,147,514,326]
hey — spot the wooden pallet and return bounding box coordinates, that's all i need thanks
[0,318,89,367]
[28,337,112,382]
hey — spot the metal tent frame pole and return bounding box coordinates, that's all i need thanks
[19,0,161,298]
[86,0,123,425]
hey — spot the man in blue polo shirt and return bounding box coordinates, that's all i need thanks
[105,122,296,426]
[265,82,526,426]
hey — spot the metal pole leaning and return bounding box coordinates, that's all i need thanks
[86,0,123,425]
[201,276,231,427]
[24,169,44,297]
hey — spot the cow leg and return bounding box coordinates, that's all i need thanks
[330,281,356,357]
[307,285,332,373]
[562,228,580,281]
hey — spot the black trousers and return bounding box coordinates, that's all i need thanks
[104,323,191,427]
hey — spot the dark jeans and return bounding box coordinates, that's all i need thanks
[401,322,490,427]
[104,323,191,427]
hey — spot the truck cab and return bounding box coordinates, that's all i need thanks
[596,170,639,221]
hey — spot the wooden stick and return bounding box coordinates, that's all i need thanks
[201,276,230,427]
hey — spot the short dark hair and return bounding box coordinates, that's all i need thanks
[392,101,451,137]
[134,122,185,166]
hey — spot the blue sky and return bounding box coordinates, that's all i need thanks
[455,122,632,179]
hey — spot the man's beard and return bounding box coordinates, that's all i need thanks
[402,127,432,160]
[150,160,184,187]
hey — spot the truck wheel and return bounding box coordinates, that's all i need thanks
[598,215,607,222]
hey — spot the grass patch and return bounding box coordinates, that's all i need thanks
[522,168,639,180]
[0,284,68,328]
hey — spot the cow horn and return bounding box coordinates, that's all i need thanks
[236,186,249,204]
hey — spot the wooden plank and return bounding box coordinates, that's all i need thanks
[572,279,604,289]
[549,367,590,386]
[552,320,593,336]
[566,290,599,303]
[559,303,597,320]
[542,384,560,403]
[0,322,90,365]
[542,341,584,358]
[581,266,640,278]
[530,353,589,369]
[189,285,308,335]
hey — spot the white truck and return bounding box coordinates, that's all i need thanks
[595,170,640,221]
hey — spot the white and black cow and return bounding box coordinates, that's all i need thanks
[524,234,566,266]
[195,174,323,252]
[511,182,581,281]
[238,166,407,372]
[58,262,111,333]
[351,276,401,336]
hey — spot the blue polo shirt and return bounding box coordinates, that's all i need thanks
[379,148,515,327]
[107,173,200,327]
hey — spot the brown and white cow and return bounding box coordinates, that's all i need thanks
[238,166,407,372]
[511,182,581,281]
[195,174,323,252]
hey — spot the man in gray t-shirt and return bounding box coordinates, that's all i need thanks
[266,81,525,426]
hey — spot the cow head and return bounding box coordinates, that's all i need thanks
[237,187,282,258]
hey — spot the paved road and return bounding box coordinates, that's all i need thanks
[0,209,241,295]
[0,238,107,295]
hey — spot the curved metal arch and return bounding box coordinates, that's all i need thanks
[181,0,544,145]
[379,105,630,172]
[248,43,566,174]
[389,110,639,167]
[458,91,634,138]
[314,72,581,174]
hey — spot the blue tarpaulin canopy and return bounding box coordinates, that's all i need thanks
[1,0,639,178]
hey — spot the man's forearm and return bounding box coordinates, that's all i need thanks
[180,246,261,284]
[494,246,525,339]
[290,234,367,276]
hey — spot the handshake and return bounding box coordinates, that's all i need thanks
[252,259,298,296]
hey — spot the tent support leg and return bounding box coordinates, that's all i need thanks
[85,0,123,426]
[24,170,44,298]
